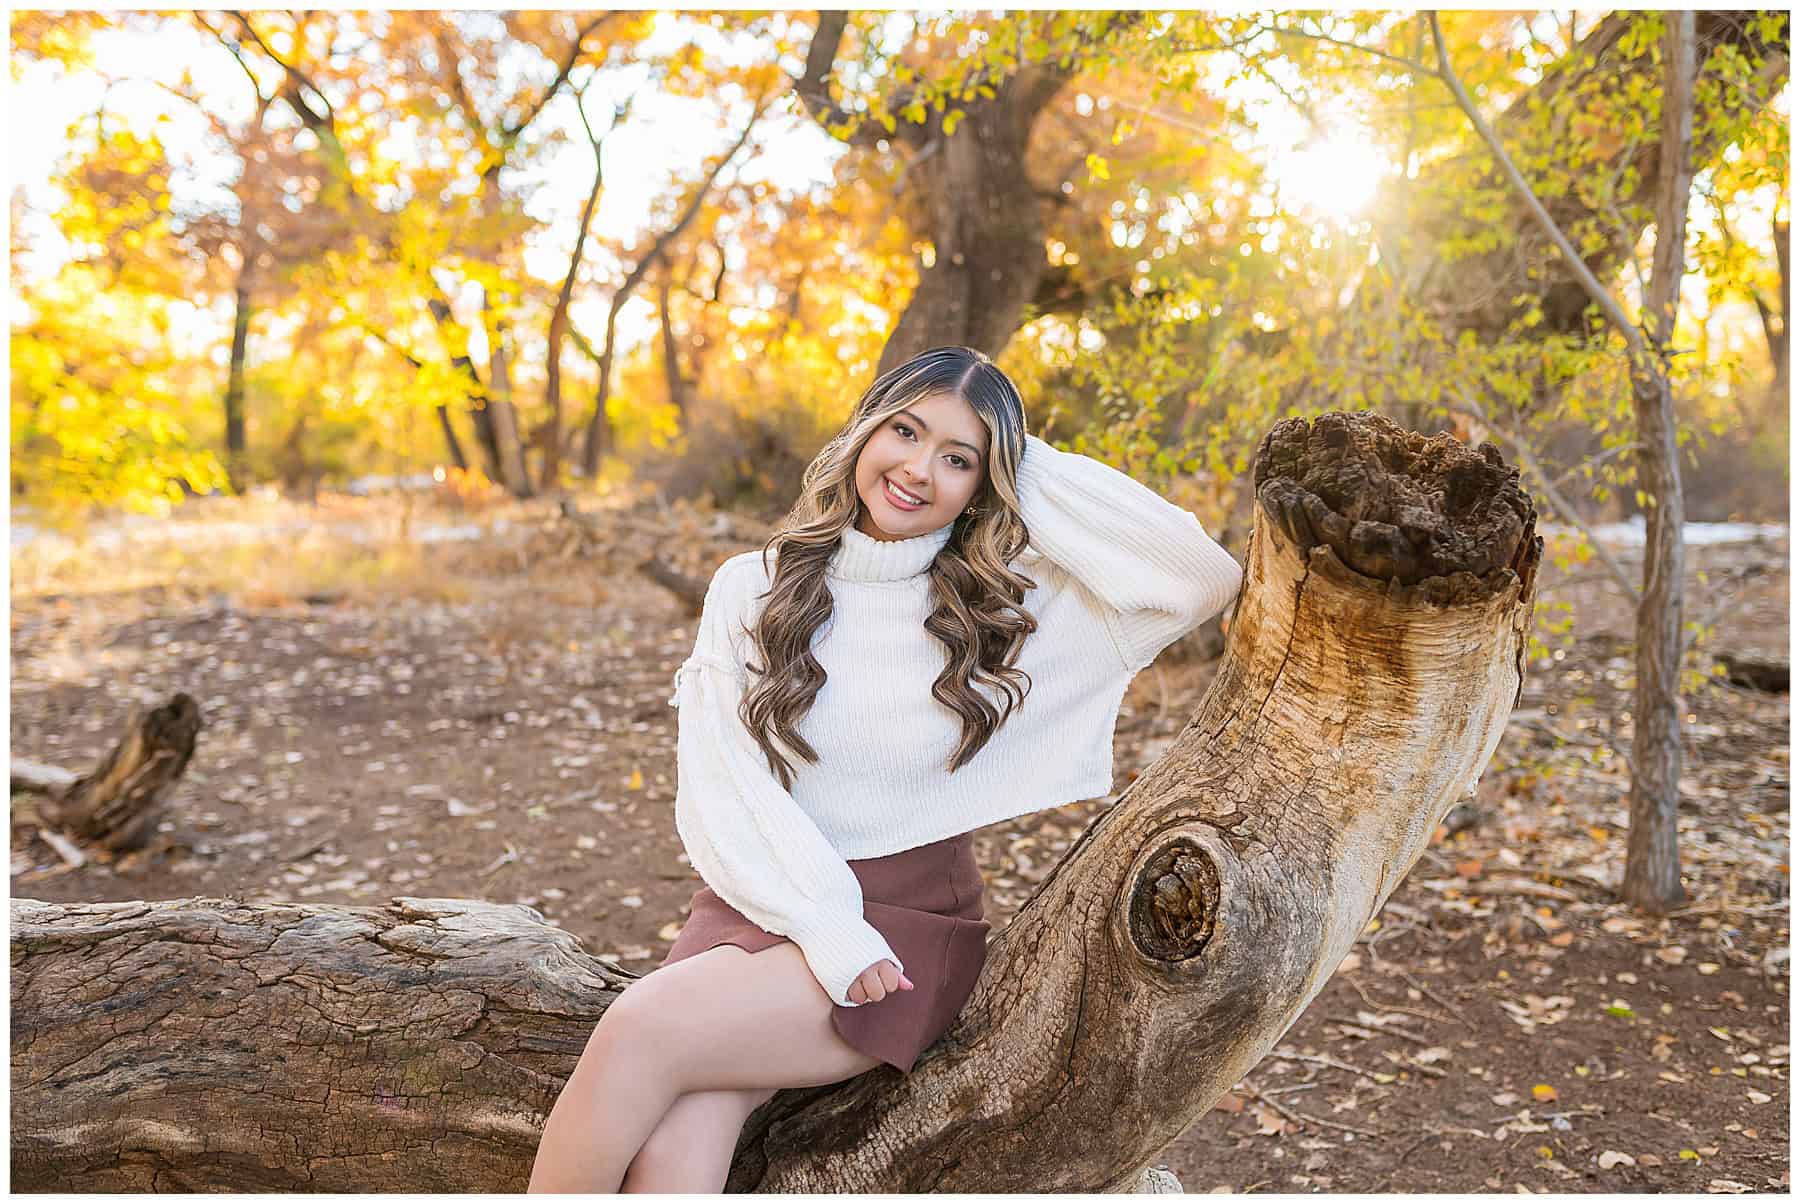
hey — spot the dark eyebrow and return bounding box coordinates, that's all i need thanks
[896,408,986,457]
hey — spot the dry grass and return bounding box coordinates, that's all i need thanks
[9,489,549,608]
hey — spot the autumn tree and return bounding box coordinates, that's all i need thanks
[10,112,230,516]
[789,11,1181,375]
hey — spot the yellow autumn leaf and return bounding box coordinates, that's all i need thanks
[627,768,643,790]
[1532,1083,1558,1101]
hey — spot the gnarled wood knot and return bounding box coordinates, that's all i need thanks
[1130,842,1220,961]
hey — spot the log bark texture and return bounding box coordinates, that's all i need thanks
[11,411,1540,1192]
[10,895,625,1191]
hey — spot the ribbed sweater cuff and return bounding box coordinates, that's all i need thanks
[790,914,905,1008]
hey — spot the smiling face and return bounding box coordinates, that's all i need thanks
[853,392,991,542]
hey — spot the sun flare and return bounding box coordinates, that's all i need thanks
[1268,136,1387,219]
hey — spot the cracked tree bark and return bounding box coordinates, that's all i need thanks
[11,410,1539,1192]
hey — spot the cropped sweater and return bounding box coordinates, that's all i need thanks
[666,433,1245,1007]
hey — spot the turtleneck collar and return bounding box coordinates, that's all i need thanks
[827,520,955,583]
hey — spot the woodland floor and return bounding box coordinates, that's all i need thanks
[10,486,1790,1194]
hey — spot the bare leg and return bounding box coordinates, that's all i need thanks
[526,941,882,1193]
[619,1086,777,1193]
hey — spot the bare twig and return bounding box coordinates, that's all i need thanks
[1342,973,1457,1028]
[1258,1082,1321,1098]
[284,831,339,865]
[1241,1076,1391,1137]
[11,758,81,796]
[478,842,520,878]
[1537,570,1634,596]
[1666,899,1790,919]
[36,828,89,870]
[1398,1122,1493,1159]
[1269,1046,1389,1083]
[1515,712,1633,766]
[1328,1017,1436,1047]
[1545,438,1642,494]
[1400,1057,1448,1078]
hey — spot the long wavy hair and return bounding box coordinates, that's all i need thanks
[734,346,1039,790]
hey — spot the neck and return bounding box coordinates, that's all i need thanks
[827,519,955,583]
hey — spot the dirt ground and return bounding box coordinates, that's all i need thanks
[10,489,1790,1193]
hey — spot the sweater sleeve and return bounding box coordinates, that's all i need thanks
[666,560,903,1007]
[1013,432,1245,673]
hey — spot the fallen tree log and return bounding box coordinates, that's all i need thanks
[8,893,1180,1193]
[1714,650,1788,694]
[10,410,1540,1192]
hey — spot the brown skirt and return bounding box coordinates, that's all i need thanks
[658,831,990,1075]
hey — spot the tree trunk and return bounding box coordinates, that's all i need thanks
[1761,215,1789,404]
[9,895,624,1191]
[794,13,1096,370]
[436,402,470,472]
[1621,11,1697,914]
[223,269,252,490]
[542,116,607,493]
[6,894,1156,1193]
[482,297,533,499]
[872,68,1069,373]
[657,269,692,417]
[13,693,201,854]
[426,296,505,483]
[9,410,1539,1192]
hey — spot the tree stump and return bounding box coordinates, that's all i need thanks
[10,410,1540,1192]
[11,692,200,854]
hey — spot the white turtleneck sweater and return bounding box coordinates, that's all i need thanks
[667,433,1244,1006]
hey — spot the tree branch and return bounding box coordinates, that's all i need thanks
[1267,20,1443,78]
[792,11,909,150]
[503,14,612,139]
[230,12,334,126]
[1426,12,1650,367]
[190,11,270,104]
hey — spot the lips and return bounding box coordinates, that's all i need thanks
[884,477,927,509]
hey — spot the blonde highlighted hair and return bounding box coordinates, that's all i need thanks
[737,346,1039,789]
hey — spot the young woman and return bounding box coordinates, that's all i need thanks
[527,345,1244,1193]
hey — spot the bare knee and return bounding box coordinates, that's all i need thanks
[624,1087,777,1190]
[588,973,689,1062]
